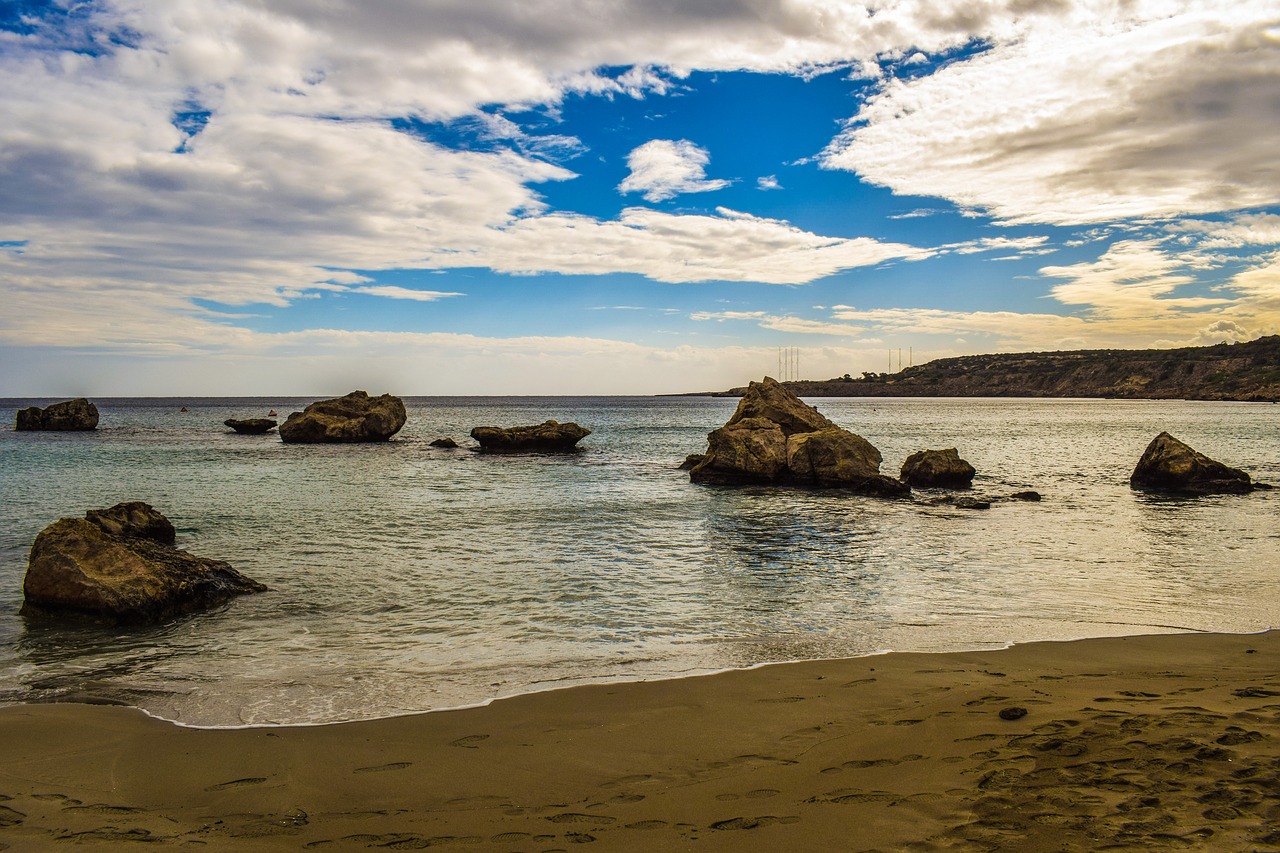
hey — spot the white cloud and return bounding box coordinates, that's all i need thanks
[618,139,730,202]
[823,0,1280,225]
[349,286,464,302]
[757,175,782,190]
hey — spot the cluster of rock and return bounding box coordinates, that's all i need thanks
[279,391,407,443]
[15,398,98,431]
[686,377,908,496]
[471,420,591,452]
[21,502,265,624]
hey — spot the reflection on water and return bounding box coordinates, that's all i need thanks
[0,396,1277,725]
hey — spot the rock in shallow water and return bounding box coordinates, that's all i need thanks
[1130,432,1255,495]
[470,420,591,452]
[689,377,907,496]
[14,398,99,431]
[21,503,265,624]
[900,448,977,488]
[279,391,406,443]
[225,417,277,434]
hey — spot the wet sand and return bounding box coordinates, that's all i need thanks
[1,630,1278,851]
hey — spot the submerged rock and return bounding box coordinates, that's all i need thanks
[1130,432,1255,495]
[429,436,459,448]
[900,448,976,488]
[225,417,277,435]
[15,398,99,431]
[21,502,265,624]
[279,391,406,443]
[689,377,907,496]
[470,420,591,452]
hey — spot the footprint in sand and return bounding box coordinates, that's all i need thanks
[206,777,269,791]
[625,820,667,830]
[354,761,413,773]
[450,734,490,748]
[546,813,616,825]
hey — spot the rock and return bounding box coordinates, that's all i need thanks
[900,448,976,488]
[84,501,175,545]
[689,377,907,496]
[470,420,591,452]
[999,707,1028,721]
[14,398,99,431]
[1009,491,1042,502]
[678,453,705,470]
[1130,432,1254,495]
[21,503,265,624]
[279,391,407,443]
[224,417,277,435]
[429,437,459,448]
[953,496,991,510]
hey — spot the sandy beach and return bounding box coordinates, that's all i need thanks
[1,630,1278,851]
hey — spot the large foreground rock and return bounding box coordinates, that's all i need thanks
[22,503,265,624]
[901,448,977,488]
[1130,432,1255,495]
[279,391,406,443]
[15,398,99,431]
[470,420,591,452]
[225,417,277,435]
[690,377,908,496]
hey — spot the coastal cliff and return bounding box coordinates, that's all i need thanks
[698,336,1280,401]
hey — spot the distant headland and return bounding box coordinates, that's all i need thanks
[684,335,1280,401]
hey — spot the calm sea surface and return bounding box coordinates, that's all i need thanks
[0,396,1277,726]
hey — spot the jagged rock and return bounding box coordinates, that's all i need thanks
[689,377,907,495]
[279,391,406,443]
[678,454,705,470]
[15,398,99,431]
[429,437,459,448]
[1130,432,1255,495]
[84,501,175,545]
[21,503,265,624]
[900,448,977,488]
[470,420,591,452]
[224,417,277,435]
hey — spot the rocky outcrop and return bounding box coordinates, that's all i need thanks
[15,398,99,431]
[1130,432,1255,495]
[900,448,976,488]
[470,420,591,452]
[678,454,705,470]
[279,391,406,443]
[429,437,459,448]
[21,503,265,624]
[689,377,908,496]
[224,417,277,434]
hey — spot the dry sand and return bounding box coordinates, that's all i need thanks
[1,631,1278,851]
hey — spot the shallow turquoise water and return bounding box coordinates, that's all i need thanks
[1,396,1277,726]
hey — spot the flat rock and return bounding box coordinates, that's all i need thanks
[1130,432,1254,495]
[429,437,459,448]
[470,420,591,452]
[225,417,277,435]
[279,391,406,443]
[15,398,99,431]
[21,503,265,624]
[901,448,976,488]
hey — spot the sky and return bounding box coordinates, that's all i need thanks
[1,0,1278,396]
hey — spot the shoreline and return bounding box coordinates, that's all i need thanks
[2,630,1278,850]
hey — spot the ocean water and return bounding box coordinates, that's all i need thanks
[0,395,1277,727]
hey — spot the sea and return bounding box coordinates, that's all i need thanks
[1,396,1277,728]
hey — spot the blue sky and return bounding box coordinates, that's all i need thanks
[1,1,1278,394]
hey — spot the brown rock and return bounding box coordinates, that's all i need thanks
[900,448,977,488]
[689,377,905,496]
[224,417,277,434]
[15,398,99,431]
[678,454,705,470]
[21,503,265,624]
[469,420,591,452]
[1130,432,1254,495]
[429,437,459,448]
[279,391,406,443]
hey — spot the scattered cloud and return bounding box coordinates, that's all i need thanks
[618,139,730,202]
[349,285,464,302]
[757,175,782,190]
